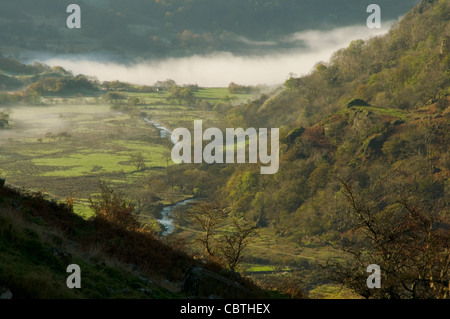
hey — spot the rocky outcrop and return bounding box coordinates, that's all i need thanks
[0,286,12,299]
[286,127,305,145]
[347,98,371,108]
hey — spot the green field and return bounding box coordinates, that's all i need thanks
[194,88,256,103]
[0,89,348,297]
[0,89,262,217]
[0,101,177,217]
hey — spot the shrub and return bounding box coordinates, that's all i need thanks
[89,181,139,231]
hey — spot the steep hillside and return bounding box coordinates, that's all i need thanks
[0,182,264,299]
[241,0,449,129]
[175,0,449,298]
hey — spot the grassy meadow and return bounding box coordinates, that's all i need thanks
[0,88,259,217]
[0,88,352,298]
[0,99,179,218]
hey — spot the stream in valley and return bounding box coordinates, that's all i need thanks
[143,117,195,237]
[157,198,197,237]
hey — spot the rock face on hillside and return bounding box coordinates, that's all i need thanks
[286,127,305,145]
[347,99,371,108]
[0,286,12,299]
[181,266,256,299]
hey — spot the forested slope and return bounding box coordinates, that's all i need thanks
[169,0,449,298]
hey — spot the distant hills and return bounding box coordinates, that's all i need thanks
[0,0,420,60]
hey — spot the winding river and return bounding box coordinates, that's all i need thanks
[143,118,178,145]
[143,117,195,236]
[157,198,197,237]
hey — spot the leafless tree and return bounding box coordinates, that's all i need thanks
[218,218,258,271]
[325,179,449,299]
[186,202,228,256]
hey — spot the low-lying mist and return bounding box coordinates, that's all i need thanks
[43,23,394,87]
[0,105,112,145]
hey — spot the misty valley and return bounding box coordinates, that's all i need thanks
[0,0,448,302]
[0,82,352,298]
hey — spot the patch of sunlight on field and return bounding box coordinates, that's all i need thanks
[128,92,169,99]
[73,201,95,219]
[32,152,133,177]
[195,88,229,99]
[194,88,255,102]
[308,284,362,299]
[246,265,276,272]
[111,141,171,165]
[31,142,169,177]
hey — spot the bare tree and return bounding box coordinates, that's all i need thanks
[187,202,259,271]
[186,202,228,256]
[218,218,258,271]
[130,153,146,171]
[325,179,450,299]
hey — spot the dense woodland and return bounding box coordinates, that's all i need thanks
[0,0,448,299]
[144,0,449,298]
